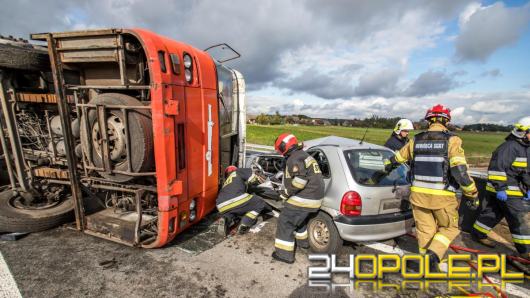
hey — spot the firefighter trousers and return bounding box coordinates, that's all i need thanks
[274,204,313,262]
[471,194,530,254]
[412,200,460,260]
[221,195,270,227]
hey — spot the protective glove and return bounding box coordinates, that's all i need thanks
[279,189,289,202]
[251,166,264,177]
[463,189,478,200]
[465,197,480,211]
[523,191,530,201]
[256,173,267,184]
[496,190,508,202]
[383,159,393,173]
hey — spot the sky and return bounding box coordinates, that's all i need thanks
[2,0,530,125]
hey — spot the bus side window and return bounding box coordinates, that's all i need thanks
[158,51,167,73]
[170,53,180,75]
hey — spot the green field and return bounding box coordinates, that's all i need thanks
[247,125,507,166]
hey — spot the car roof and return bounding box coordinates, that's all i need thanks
[303,136,390,151]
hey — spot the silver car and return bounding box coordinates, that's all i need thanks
[247,136,414,254]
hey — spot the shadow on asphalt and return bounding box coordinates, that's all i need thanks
[165,212,227,254]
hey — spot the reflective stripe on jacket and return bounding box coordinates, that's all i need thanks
[410,131,453,195]
[389,123,477,209]
[283,149,325,210]
[486,134,530,198]
[216,168,259,209]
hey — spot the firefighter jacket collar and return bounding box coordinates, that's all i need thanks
[284,146,302,157]
[428,122,449,132]
[394,132,409,142]
[506,134,530,147]
[384,132,409,152]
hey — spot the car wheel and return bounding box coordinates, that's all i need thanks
[308,211,343,254]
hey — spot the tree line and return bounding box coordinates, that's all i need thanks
[251,112,512,132]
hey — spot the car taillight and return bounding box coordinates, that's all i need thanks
[340,191,362,216]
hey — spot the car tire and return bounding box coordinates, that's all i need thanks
[80,93,154,182]
[0,189,74,233]
[308,211,343,254]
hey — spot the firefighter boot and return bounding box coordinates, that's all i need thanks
[237,224,251,235]
[471,233,496,248]
[296,239,309,249]
[272,251,295,264]
[426,250,440,273]
[217,216,233,236]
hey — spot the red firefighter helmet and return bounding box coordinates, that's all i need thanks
[224,165,238,176]
[425,104,451,121]
[274,133,298,156]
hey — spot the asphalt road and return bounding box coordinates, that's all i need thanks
[1,210,529,298]
[0,148,528,297]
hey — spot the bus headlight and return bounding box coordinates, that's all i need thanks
[183,53,193,83]
[184,69,192,83]
[183,54,192,68]
[189,210,196,222]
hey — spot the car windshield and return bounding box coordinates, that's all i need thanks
[343,149,408,186]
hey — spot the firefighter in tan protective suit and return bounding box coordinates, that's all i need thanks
[385,104,479,271]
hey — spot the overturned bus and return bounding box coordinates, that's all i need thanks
[0,29,246,247]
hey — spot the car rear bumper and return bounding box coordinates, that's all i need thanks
[334,211,414,242]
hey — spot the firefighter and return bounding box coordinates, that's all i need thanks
[216,166,270,236]
[272,133,325,264]
[384,118,414,151]
[385,104,478,271]
[471,117,530,259]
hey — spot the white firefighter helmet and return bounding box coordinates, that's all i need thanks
[512,116,530,138]
[394,119,414,134]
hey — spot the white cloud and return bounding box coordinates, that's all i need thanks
[249,90,530,125]
[452,106,466,117]
[455,2,530,61]
[293,99,304,106]
[459,2,483,27]
[2,1,527,126]
[469,101,515,114]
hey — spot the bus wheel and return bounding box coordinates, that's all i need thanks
[80,93,154,182]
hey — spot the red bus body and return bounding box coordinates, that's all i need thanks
[23,28,247,247]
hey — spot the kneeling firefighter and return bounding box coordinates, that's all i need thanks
[385,104,478,271]
[272,133,325,264]
[471,117,530,259]
[216,166,270,235]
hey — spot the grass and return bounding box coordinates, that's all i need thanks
[247,124,507,166]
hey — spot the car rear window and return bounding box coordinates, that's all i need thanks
[343,149,408,186]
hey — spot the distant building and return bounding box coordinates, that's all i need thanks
[310,119,331,126]
[247,114,257,124]
[285,116,300,124]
